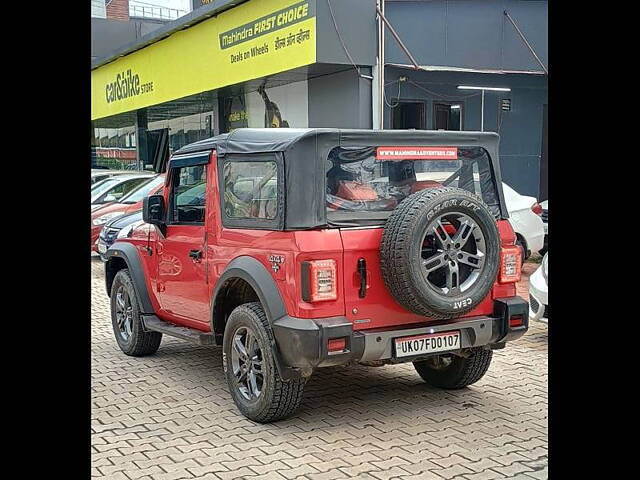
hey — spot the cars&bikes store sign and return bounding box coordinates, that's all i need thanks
[91,0,316,120]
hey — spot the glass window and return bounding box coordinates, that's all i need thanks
[91,178,122,201]
[119,175,165,204]
[223,162,278,219]
[326,146,500,225]
[92,124,137,170]
[107,178,149,202]
[91,178,117,194]
[171,165,207,224]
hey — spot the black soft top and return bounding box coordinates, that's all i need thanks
[173,128,507,230]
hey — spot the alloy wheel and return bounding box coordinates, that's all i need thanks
[420,213,486,296]
[230,326,264,401]
[115,286,134,341]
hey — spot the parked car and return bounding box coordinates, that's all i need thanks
[529,253,548,323]
[91,173,155,211]
[539,200,548,255]
[91,169,131,185]
[501,183,545,261]
[91,174,165,251]
[96,180,200,257]
[97,211,144,261]
[104,129,528,423]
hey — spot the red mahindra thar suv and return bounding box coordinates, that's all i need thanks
[104,129,528,422]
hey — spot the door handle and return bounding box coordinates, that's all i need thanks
[357,258,367,298]
[189,249,203,261]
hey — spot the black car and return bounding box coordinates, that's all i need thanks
[97,210,143,261]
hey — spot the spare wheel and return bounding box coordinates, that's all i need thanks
[380,187,500,319]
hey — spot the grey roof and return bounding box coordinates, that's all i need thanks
[172,128,508,229]
[92,0,250,70]
[173,128,501,156]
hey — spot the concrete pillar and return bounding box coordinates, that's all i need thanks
[135,109,148,170]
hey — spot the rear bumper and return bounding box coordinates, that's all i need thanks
[272,297,529,372]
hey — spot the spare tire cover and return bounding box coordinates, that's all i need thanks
[380,186,500,319]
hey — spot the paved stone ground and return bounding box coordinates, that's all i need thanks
[92,257,547,480]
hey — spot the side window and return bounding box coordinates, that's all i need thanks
[170,165,207,224]
[117,178,147,196]
[102,178,147,202]
[223,161,278,220]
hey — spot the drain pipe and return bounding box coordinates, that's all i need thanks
[375,3,423,129]
[376,0,385,129]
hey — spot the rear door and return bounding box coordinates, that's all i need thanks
[156,152,212,328]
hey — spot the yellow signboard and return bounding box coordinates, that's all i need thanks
[91,0,316,120]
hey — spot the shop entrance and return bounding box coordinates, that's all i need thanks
[392,102,425,129]
[433,102,463,131]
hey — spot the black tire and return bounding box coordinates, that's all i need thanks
[223,302,305,423]
[110,269,162,356]
[380,187,500,319]
[515,235,528,265]
[539,235,548,256]
[413,348,493,389]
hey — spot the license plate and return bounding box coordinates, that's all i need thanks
[394,331,461,358]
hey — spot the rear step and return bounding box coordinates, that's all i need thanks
[141,315,216,346]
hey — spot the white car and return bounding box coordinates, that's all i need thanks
[539,199,548,255]
[502,183,545,260]
[90,169,130,185]
[529,253,548,323]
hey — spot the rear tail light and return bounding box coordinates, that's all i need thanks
[301,259,337,302]
[327,337,347,352]
[531,202,543,215]
[499,246,522,283]
[509,314,524,327]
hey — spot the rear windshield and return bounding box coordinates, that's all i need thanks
[326,146,500,226]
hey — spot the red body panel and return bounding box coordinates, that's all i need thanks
[120,225,165,315]
[339,219,516,330]
[156,225,210,327]
[117,148,519,334]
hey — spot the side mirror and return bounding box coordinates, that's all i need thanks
[143,194,165,226]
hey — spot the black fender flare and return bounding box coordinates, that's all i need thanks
[104,243,155,314]
[210,256,301,380]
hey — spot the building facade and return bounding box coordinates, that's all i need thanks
[91,0,547,199]
[381,0,548,199]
